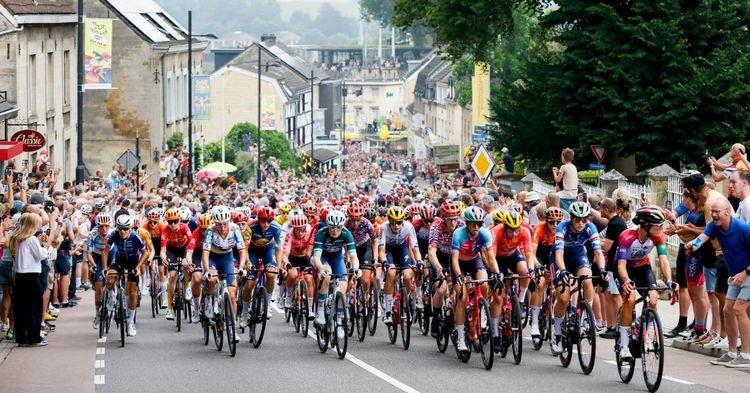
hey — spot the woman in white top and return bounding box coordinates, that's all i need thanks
[553,148,579,211]
[9,213,47,346]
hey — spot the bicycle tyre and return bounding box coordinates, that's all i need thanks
[356,284,367,342]
[577,300,596,375]
[335,292,348,359]
[521,294,530,328]
[118,288,125,347]
[367,284,378,336]
[347,289,355,338]
[175,278,182,332]
[214,297,224,351]
[316,309,329,353]
[419,281,431,336]
[251,286,268,349]
[98,302,107,339]
[224,292,236,357]
[642,308,664,392]
[387,296,398,344]
[436,312,449,353]
[293,282,301,333]
[399,287,411,350]
[202,307,210,346]
[616,321,636,383]
[151,273,158,318]
[499,310,509,359]
[533,307,548,351]
[479,298,494,370]
[559,311,573,368]
[300,281,309,338]
[511,295,523,365]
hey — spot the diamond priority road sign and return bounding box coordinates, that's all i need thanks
[470,144,496,186]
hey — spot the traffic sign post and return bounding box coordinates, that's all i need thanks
[590,145,606,164]
[470,144,496,186]
[117,149,140,173]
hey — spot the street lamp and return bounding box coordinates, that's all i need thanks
[340,80,362,171]
[256,37,281,188]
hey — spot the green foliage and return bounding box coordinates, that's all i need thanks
[166,132,183,150]
[223,122,301,172]
[360,0,434,46]
[578,170,604,185]
[234,151,256,184]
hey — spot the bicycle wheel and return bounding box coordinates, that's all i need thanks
[347,290,355,337]
[399,287,412,350]
[616,321,636,383]
[214,297,224,351]
[436,311,449,353]
[419,281,431,336]
[522,295,530,328]
[250,287,268,349]
[202,303,210,346]
[356,284,367,342]
[559,311,573,368]
[510,295,523,365]
[533,307,548,351]
[118,289,125,347]
[479,299,494,370]
[224,292,237,357]
[335,292,348,359]
[499,310,509,359]
[367,284,378,336]
[151,273,158,318]
[577,300,596,375]
[300,281,309,338]
[98,302,107,339]
[642,308,664,392]
[293,283,301,333]
[175,278,183,332]
[316,304,329,353]
[387,296,398,344]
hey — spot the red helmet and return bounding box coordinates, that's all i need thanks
[363,201,376,210]
[420,203,437,221]
[347,203,365,218]
[440,200,461,218]
[147,210,159,221]
[320,207,330,221]
[408,203,421,216]
[544,207,565,222]
[290,214,308,228]
[303,203,317,216]
[233,212,249,224]
[257,206,275,222]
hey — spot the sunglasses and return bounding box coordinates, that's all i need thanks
[167,220,179,225]
[117,227,130,232]
[547,220,561,226]
[390,220,404,226]
[329,225,343,230]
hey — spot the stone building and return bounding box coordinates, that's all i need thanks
[81,0,206,181]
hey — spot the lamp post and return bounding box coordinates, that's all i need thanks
[256,38,280,189]
[75,0,84,183]
[187,11,193,186]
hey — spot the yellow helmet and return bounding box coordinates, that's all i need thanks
[386,206,407,221]
[492,209,506,225]
[280,203,292,214]
[503,210,523,230]
[457,201,467,212]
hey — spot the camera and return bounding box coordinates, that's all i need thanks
[44,200,56,213]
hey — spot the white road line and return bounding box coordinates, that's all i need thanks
[95,359,105,368]
[96,347,105,355]
[269,303,421,393]
[94,375,105,385]
[98,337,107,343]
[663,376,695,385]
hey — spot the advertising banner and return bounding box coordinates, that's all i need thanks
[84,18,113,89]
[192,76,211,120]
[261,96,276,130]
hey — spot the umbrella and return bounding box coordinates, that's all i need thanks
[195,168,222,181]
[203,161,237,173]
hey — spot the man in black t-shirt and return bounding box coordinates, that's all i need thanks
[597,198,628,338]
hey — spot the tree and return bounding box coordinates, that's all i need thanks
[360,0,434,47]
[225,122,301,171]
[315,3,355,38]
[289,10,312,27]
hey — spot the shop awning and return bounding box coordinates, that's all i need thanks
[0,141,23,161]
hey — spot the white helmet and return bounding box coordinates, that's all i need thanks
[95,214,111,227]
[326,210,346,227]
[94,198,106,210]
[155,207,165,218]
[81,204,93,215]
[211,205,231,223]
[179,206,192,222]
[115,214,133,229]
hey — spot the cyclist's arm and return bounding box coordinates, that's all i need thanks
[281,232,292,265]
[427,246,441,272]
[553,226,566,271]
[159,230,168,261]
[480,246,499,274]
[450,250,462,277]
[616,258,628,283]
[101,240,110,271]
[378,223,387,263]
[521,228,536,271]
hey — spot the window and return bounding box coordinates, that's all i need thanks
[354,106,362,119]
[165,74,173,123]
[63,51,70,106]
[64,138,71,180]
[175,73,182,119]
[48,144,54,169]
[370,87,379,97]
[370,106,379,120]
[46,52,54,110]
[28,54,36,116]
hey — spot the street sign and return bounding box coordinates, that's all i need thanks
[116,149,140,172]
[590,145,606,164]
[433,145,460,165]
[472,125,489,145]
[588,163,606,170]
[470,144,496,186]
[11,129,46,152]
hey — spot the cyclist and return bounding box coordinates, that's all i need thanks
[240,206,282,326]
[160,208,192,322]
[179,206,196,231]
[280,213,313,311]
[202,206,246,342]
[451,206,501,353]
[312,210,361,340]
[133,216,155,296]
[616,206,675,360]
[185,213,212,323]
[413,203,437,310]
[275,203,292,226]
[491,209,536,348]
[379,206,422,324]
[101,215,148,337]
[550,201,606,354]
[345,203,378,304]
[142,209,168,309]
[528,207,564,339]
[88,214,111,329]
[427,200,465,337]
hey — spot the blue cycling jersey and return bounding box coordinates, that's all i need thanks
[246,222,282,251]
[554,221,602,254]
[107,231,146,264]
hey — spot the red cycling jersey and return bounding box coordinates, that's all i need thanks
[492,224,532,257]
[284,227,312,257]
[161,223,192,249]
[187,227,205,252]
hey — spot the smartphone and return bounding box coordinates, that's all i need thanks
[640,193,645,200]
[665,200,673,210]
[22,159,28,167]
[705,149,710,157]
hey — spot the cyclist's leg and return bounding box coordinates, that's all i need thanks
[165,249,179,313]
[383,246,397,316]
[262,248,277,297]
[242,249,259,315]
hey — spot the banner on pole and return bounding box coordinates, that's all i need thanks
[84,18,113,89]
[192,76,211,120]
[261,96,276,130]
[313,109,326,138]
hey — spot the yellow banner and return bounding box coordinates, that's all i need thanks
[471,62,490,126]
[84,19,113,89]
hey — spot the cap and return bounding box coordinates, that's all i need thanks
[681,173,706,191]
[10,200,24,215]
[481,195,494,206]
[28,192,45,205]
[524,191,541,202]
[501,147,509,153]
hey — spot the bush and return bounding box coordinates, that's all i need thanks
[167,132,183,150]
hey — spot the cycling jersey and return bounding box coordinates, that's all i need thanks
[203,224,246,254]
[428,218,465,255]
[378,221,418,248]
[412,217,433,256]
[346,217,376,247]
[615,228,667,268]
[533,223,556,248]
[87,227,110,255]
[274,215,288,226]
[492,224,532,257]
[554,221,602,254]
[107,231,146,265]
[187,228,206,252]
[283,226,312,257]
[451,226,493,261]
[246,222,282,250]
[313,227,356,255]
[161,223,191,249]
[142,221,167,254]
[136,227,154,252]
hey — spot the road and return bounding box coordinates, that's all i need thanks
[91,289,734,393]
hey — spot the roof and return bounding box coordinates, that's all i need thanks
[103,0,188,43]
[304,147,338,163]
[413,55,452,99]
[0,0,74,14]
[0,94,19,121]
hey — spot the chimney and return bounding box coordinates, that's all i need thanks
[261,33,277,46]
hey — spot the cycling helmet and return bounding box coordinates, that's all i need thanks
[457,201,467,212]
[544,207,565,222]
[326,210,346,227]
[280,203,292,214]
[95,214,111,227]
[378,206,387,216]
[364,207,377,221]
[386,206,407,221]
[290,213,308,228]
[233,212,249,224]
[491,209,506,225]
[303,203,317,216]
[510,203,523,214]
[461,206,485,223]
[80,204,93,215]
[364,201,376,210]
[197,213,213,229]
[179,207,192,222]
[115,214,133,229]
[94,198,106,210]
[155,207,165,219]
[165,208,180,221]
[320,207,331,222]
[347,203,365,218]
[503,210,523,229]
[211,206,231,223]
[146,209,159,221]
[440,201,461,219]
[407,203,421,217]
[632,206,666,226]
[420,203,437,221]
[257,206,275,222]
[568,201,591,218]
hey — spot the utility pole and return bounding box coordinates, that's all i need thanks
[310,70,314,175]
[341,80,346,171]
[75,0,85,184]
[187,10,193,186]
[257,44,262,189]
